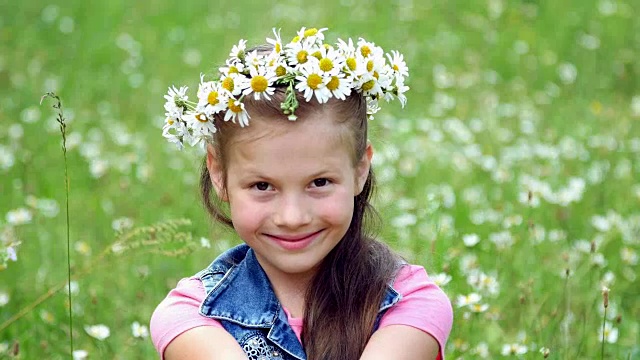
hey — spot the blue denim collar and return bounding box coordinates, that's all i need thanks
[198,244,402,359]
[200,245,282,327]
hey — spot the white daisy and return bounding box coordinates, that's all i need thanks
[243,65,276,101]
[366,98,381,120]
[84,324,110,341]
[228,39,247,62]
[224,98,250,127]
[501,343,528,356]
[325,74,352,100]
[196,75,229,117]
[470,303,489,313]
[356,50,387,78]
[316,46,346,76]
[296,27,328,46]
[266,28,283,55]
[456,293,482,307]
[336,37,356,57]
[285,39,319,69]
[131,321,149,338]
[265,53,290,79]
[184,112,217,144]
[599,321,619,343]
[163,86,188,119]
[395,78,410,107]
[72,350,89,360]
[386,50,409,78]
[6,207,32,225]
[162,117,188,150]
[218,59,245,77]
[295,63,331,103]
[356,72,383,98]
[219,73,249,97]
[356,38,384,59]
[382,75,409,106]
[244,50,265,71]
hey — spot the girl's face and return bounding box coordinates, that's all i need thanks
[207,110,372,282]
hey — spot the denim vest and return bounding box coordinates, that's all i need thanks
[195,244,402,360]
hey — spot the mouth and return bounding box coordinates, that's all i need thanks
[266,229,324,242]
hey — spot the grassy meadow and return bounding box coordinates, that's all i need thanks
[1,0,639,358]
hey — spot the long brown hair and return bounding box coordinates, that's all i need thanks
[199,47,400,359]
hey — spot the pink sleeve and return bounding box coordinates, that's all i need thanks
[149,277,224,358]
[378,265,453,360]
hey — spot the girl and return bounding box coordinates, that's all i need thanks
[151,27,453,360]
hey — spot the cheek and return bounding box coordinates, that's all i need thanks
[229,196,264,233]
[318,192,355,225]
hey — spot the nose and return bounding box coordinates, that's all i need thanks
[273,193,312,229]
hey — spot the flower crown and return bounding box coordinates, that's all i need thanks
[162,27,409,149]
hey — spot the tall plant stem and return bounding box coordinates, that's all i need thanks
[601,306,607,360]
[40,92,73,355]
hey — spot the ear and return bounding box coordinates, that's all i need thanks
[355,141,374,195]
[206,144,228,202]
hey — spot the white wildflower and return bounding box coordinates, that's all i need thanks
[0,291,9,306]
[456,293,481,307]
[463,233,480,247]
[84,324,111,340]
[131,321,149,338]
[72,350,89,360]
[200,237,211,248]
[431,273,452,287]
[598,322,618,343]
[501,343,528,355]
[6,208,32,226]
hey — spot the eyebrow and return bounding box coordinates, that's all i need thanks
[234,167,340,181]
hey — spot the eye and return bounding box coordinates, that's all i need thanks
[311,178,330,187]
[253,182,272,191]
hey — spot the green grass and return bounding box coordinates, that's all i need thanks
[1,0,639,358]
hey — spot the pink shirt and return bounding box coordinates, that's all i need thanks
[151,265,453,359]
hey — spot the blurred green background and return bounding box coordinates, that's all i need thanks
[1,0,639,358]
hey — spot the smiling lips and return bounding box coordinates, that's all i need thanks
[266,230,324,250]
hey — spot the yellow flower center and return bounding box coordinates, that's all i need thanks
[346,57,357,71]
[327,76,340,91]
[222,77,234,92]
[361,79,375,91]
[251,75,268,93]
[393,64,399,71]
[195,113,208,123]
[312,51,322,60]
[292,35,300,43]
[307,73,323,90]
[360,45,371,57]
[366,60,374,72]
[319,58,333,72]
[207,91,219,105]
[296,50,308,64]
[229,66,239,74]
[228,99,243,113]
[167,118,174,125]
[275,65,287,77]
[275,43,281,53]
[373,71,379,79]
[304,28,318,37]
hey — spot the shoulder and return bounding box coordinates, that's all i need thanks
[390,264,454,322]
[150,277,224,358]
[379,264,454,356]
[393,264,451,302]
